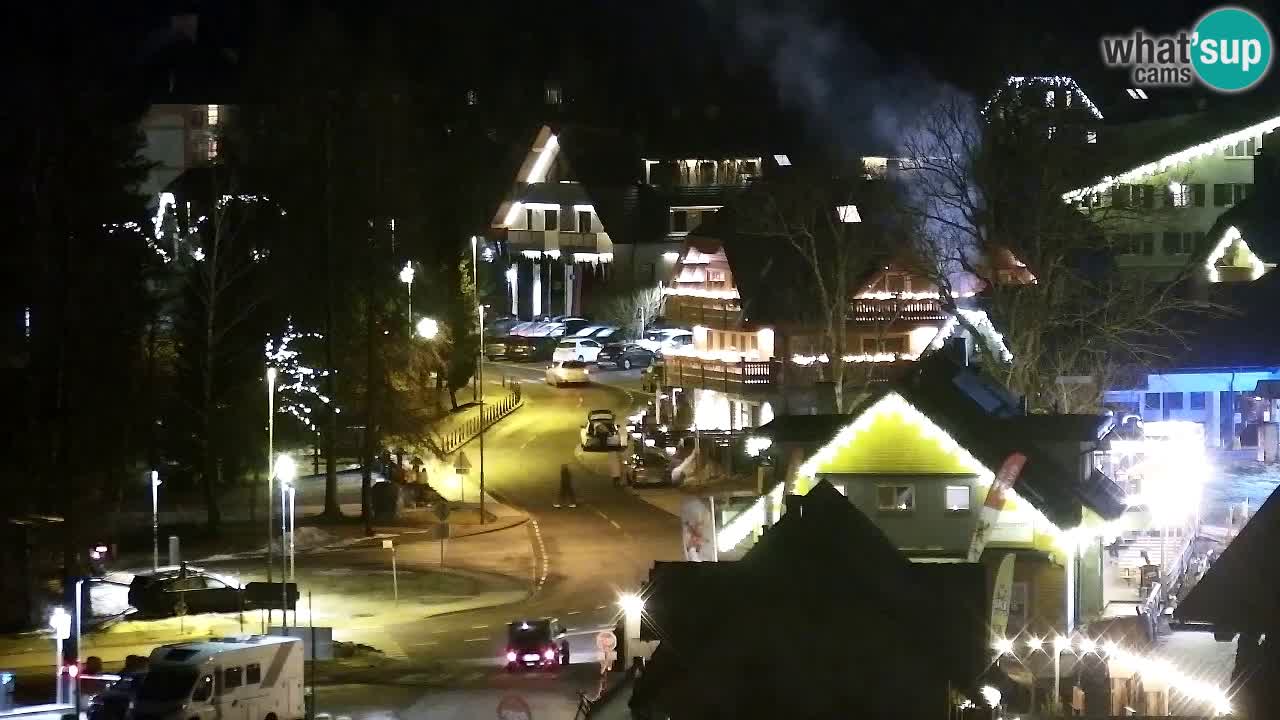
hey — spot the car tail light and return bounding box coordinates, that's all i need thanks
[506,651,517,662]
[544,648,556,660]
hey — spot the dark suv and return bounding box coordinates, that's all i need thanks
[504,618,569,670]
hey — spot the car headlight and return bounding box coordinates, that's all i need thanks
[544,648,556,660]
[506,651,517,662]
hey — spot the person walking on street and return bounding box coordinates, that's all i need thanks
[556,463,577,508]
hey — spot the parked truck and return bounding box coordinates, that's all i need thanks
[129,636,304,720]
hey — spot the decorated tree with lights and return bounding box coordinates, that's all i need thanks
[898,96,1211,412]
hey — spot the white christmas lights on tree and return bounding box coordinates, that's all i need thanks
[265,319,336,433]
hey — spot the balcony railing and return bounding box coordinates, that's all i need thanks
[663,357,781,391]
[505,229,603,253]
[849,297,947,322]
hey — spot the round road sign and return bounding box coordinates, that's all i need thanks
[596,630,617,653]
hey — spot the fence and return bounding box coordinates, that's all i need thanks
[439,385,523,454]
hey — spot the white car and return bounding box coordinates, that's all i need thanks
[581,409,624,450]
[552,338,604,363]
[637,329,694,355]
[546,360,590,386]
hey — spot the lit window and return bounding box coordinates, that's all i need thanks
[1044,90,1054,107]
[545,84,562,105]
[207,104,220,126]
[945,485,971,512]
[206,138,219,160]
[773,154,791,166]
[877,485,915,512]
[1086,131,1097,144]
[1168,181,1189,207]
[836,205,861,223]
[1047,126,1057,140]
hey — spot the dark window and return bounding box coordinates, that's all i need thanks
[1190,392,1207,410]
[1214,184,1231,206]
[671,211,688,233]
[1164,392,1184,410]
[883,336,906,353]
[246,664,261,685]
[577,210,591,233]
[525,208,535,230]
[887,274,906,293]
[544,209,558,231]
[1114,233,1133,254]
[1111,184,1132,207]
[191,674,214,702]
[1145,392,1161,410]
[877,485,915,511]
[1237,184,1254,203]
[223,667,242,690]
[1192,183,1206,206]
[1162,232,1182,255]
[1139,233,1155,256]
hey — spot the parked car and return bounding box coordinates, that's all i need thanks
[486,315,520,337]
[625,450,672,487]
[545,360,590,386]
[570,325,622,342]
[504,618,569,671]
[580,409,624,450]
[127,567,244,617]
[552,338,605,363]
[485,336,515,360]
[506,337,555,362]
[596,342,656,370]
[637,328,694,355]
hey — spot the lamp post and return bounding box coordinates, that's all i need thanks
[49,607,69,704]
[150,470,161,572]
[400,261,415,331]
[266,368,276,629]
[73,579,83,717]
[275,453,297,629]
[472,236,486,524]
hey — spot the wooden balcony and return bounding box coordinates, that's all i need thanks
[505,229,603,253]
[849,297,947,322]
[662,356,780,392]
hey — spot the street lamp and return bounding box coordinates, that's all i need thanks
[274,453,297,628]
[265,368,277,629]
[49,607,69,704]
[400,261,415,330]
[149,470,161,572]
[415,316,439,340]
[472,236,487,524]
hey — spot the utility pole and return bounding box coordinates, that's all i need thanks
[473,237,486,524]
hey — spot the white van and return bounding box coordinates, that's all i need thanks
[130,636,304,720]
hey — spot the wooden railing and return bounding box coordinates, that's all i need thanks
[850,297,947,321]
[662,357,780,390]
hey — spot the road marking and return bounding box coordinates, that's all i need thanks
[610,520,622,529]
[410,641,438,647]
[597,605,608,610]
[566,610,581,615]
[595,509,609,520]
[463,637,489,643]
[471,624,489,629]
[429,629,447,634]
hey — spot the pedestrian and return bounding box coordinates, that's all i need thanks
[556,463,577,508]
[608,450,624,488]
[178,561,189,579]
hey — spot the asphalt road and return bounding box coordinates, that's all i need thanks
[375,360,681,667]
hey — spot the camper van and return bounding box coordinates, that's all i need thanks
[129,636,304,720]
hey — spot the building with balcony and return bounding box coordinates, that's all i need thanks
[657,203,1011,431]
[487,124,791,318]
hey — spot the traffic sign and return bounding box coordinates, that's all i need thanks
[495,694,532,720]
[455,451,472,474]
[595,630,617,653]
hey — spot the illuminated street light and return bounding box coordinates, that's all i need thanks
[274,453,297,629]
[149,470,162,572]
[1078,637,1097,654]
[1053,635,1073,653]
[400,261,415,330]
[49,607,70,704]
[979,685,1001,708]
[1026,636,1044,652]
[415,317,440,340]
[266,367,277,628]
[993,636,1015,656]
[619,593,645,617]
